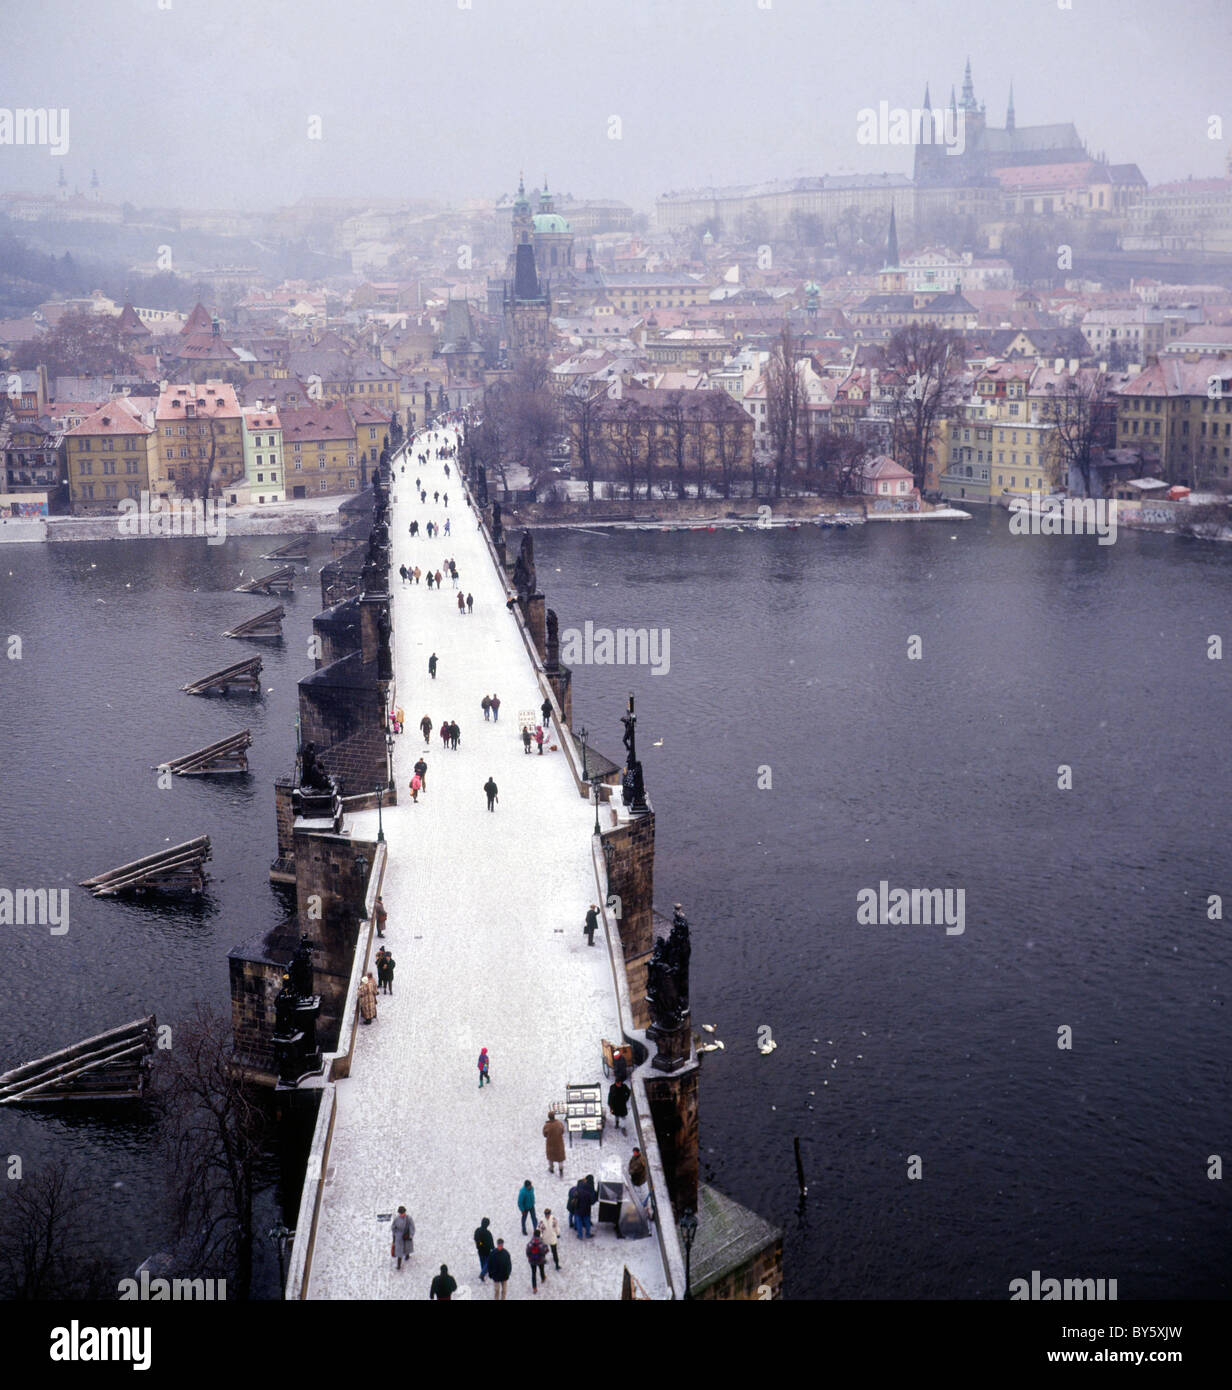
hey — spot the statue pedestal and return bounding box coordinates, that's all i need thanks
[647,1013,692,1073]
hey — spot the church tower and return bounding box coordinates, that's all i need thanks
[1006,82,1016,133]
[512,173,532,248]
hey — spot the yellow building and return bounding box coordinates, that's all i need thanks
[1112,357,1232,486]
[939,361,1057,502]
[63,399,156,514]
[155,381,244,498]
[279,401,361,497]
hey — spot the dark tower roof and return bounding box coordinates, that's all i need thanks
[1006,82,1015,132]
[513,242,542,300]
[886,205,899,268]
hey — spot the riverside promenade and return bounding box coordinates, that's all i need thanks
[303,428,670,1300]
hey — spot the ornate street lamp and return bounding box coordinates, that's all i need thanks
[375,786,385,843]
[679,1207,698,1300]
[386,726,395,786]
[579,724,589,780]
[591,775,603,836]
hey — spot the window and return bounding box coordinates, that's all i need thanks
[104,483,117,499]
[257,473,264,483]
[80,458,93,475]
[319,478,328,491]
[348,477,358,490]
[103,459,116,474]
[271,472,277,482]
[126,460,138,474]
[80,439,91,452]
[82,483,94,499]
[319,458,326,469]
[294,460,302,471]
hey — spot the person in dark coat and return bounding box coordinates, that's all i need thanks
[457,592,466,616]
[478,1047,491,1088]
[375,947,394,995]
[466,592,473,614]
[473,1217,494,1282]
[484,777,498,811]
[526,1233,549,1292]
[574,1175,596,1239]
[429,1264,457,1300]
[613,1048,630,1086]
[414,757,428,791]
[583,904,599,946]
[374,895,387,938]
[449,720,460,750]
[440,720,450,749]
[628,1148,648,1188]
[522,726,533,755]
[490,694,501,721]
[488,1239,512,1300]
[428,652,437,679]
[607,1079,631,1133]
[518,1180,538,1235]
[426,569,434,590]
[420,713,433,741]
[543,1109,566,1176]
[481,695,491,721]
[540,697,553,729]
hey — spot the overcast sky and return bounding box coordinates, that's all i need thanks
[1,0,1228,211]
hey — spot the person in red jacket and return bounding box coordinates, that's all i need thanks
[525,1232,549,1293]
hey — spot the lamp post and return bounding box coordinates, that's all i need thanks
[590,775,603,836]
[375,786,385,843]
[579,725,589,781]
[386,726,395,786]
[678,1207,698,1300]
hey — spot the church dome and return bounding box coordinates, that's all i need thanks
[533,213,571,234]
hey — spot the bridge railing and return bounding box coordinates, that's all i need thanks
[284,839,386,1299]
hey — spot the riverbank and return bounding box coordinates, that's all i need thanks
[0,495,349,546]
[506,495,969,532]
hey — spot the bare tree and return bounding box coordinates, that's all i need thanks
[765,326,804,498]
[880,325,967,492]
[561,380,606,503]
[155,1004,270,1301]
[710,395,743,499]
[599,396,646,501]
[1038,370,1113,495]
[12,309,136,378]
[0,1157,116,1299]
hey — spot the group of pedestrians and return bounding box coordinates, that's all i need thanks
[480,694,502,721]
[437,718,461,750]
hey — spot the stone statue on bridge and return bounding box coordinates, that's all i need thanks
[299,742,333,793]
[620,694,648,812]
[512,532,537,598]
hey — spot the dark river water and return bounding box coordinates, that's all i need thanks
[0,513,1228,1299]
[531,513,1232,1300]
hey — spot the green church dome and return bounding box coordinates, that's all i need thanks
[533,213,571,234]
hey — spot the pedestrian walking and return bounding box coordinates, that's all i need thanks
[444,464,450,478]
[473,1217,494,1283]
[414,756,427,791]
[358,972,378,1025]
[538,1212,561,1270]
[613,1046,630,1086]
[522,726,533,755]
[428,653,437,679]
[574,1175,596,1239]
[466,592,473,614]
[490,694,500,722]
[444,494,449,509]
[488,1240,511,1300]
[444,517,451,535]
[420,713,433,741]
[429,1264,457,1301]
[583,904,599,947]
[534,725,545,755]
[399,564,408,586]
[484,776,498,811]
[391,1207,415,1270]
[518,1180,538,1236]
[376,946,395,994]
[395,706,405,734]
[435,569,443,587]
[543,1110,566,1176]
[566,1182,579,1232]
[374,895,387,938]
[433,491,439,504]
[608,1079,631,1133]
[541,697,553,729]
[409,773,421,803]
[457,592,466,616]
[426,569,435,590]
[481,695,491,721]
[478,1046,491,1087]
[449,720,460,750]
[526,1233,549,1293]
[440,720,450,749]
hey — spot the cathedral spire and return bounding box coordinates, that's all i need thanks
[923,81,931,111]
[950,84,957,117]
[960,56,977,112]
[886,204,899,269]
[1006,81,1015,132]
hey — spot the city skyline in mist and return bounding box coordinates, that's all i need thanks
[1,0,1228,213]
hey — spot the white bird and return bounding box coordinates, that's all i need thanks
[652,739,663,747]
[701,1024,716,1033]
[90,562,96,568]
[715,1040,725,1051]
[758,1038,777,1055]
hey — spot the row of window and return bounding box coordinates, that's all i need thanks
[77,459,141,475]
[77,482,140,500]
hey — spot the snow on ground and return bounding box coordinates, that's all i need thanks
[306,429,668,1301]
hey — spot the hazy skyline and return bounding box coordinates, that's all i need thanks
[1,0,1228,212]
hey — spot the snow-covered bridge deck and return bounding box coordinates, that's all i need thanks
[304,429,669,1300]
